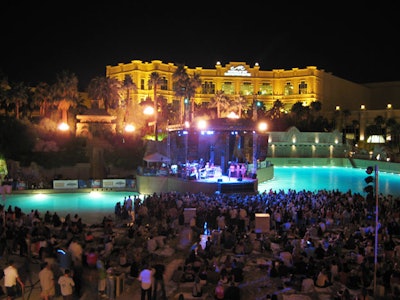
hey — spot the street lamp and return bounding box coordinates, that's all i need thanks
[154,96,158,141]
[58,122,69,131]
[252,121,268,178]
[373,165,379,298]
[143,105,157,140]
[124,124,135,133]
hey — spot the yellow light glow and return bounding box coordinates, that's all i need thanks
[197,120,207,130]
[227,112,239,119]
[143,106,154,115]
[258,122,268,131]
[125,124,135,132]
[58,123,69,131]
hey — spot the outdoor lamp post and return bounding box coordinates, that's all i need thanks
[252,121,268,178]
[154,97,158,141]
[143,105,157,140]
[58,122,69,131]
[124,124,135,133]
[373,165,379,298]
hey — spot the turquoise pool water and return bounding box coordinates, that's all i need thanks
[2,166,400,224]
[259,166,400,197]
[2,191,140,225]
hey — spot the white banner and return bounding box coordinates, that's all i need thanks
[53,180,79,189]
[102,179,127,188]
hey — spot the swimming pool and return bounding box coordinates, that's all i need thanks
[2,166,400,224]
[259,166,400,196]
[1,191,141,225]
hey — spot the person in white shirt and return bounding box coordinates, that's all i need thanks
[67,238,83,267]
[38,261,55,300]
[58,269,75,300]
[4,260,25,300]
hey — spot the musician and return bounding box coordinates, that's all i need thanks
[240,164,247,178]
[228,163,236,180]
[190,165,199,180]
[199,162,210,179]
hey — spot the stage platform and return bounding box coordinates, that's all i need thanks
[136,174,257,195]
[136,166,274,195]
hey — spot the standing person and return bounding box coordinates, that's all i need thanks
[138,262,153,300]
[153,260,167,300]
[96,257,107,298]
[106,267,115,300]
[39,261,55,300]
[67,238,83,268]
[58,269,75,300]
[3,259,25,300]
[126,195,133,213]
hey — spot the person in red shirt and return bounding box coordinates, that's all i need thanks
[215,281,225,300]
[85,248,98,268]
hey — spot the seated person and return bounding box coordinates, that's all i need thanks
[172,266,185,287]
[315,268,331,288]
[192,276,203,297]
[183,264,195,282]
[85,231,94,243]
[215,281,225,300]
[301,275,315,293]
[231,264,244,283]
[346,269,362,290]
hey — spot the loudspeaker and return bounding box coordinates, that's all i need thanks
[217,178,223,182]
[237,177,242,181]
[255,213,270,233]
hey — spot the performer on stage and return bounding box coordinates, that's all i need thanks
[228,163,236,181]
[240,164,247,178]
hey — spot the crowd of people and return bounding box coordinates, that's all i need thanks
[1,187,400,299]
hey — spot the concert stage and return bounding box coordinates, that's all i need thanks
[136,165,274,195]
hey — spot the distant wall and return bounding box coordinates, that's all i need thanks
[136,175,222,195]
[268,157,400,174]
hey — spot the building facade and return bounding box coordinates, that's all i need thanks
[106,60,400,152]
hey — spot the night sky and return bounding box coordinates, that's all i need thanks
[1,1,399,90]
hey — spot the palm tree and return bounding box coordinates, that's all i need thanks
[121,74,137,122]
[374,115,385,133]
[231,95,248,118]
[208,90,230,118]
[187,73,202,121]
[341,109,351,129]
[0,74,11,116]
[267,99,285,120]
[9,81,30,120]
[291,101,308,122]
[33,82,52,117]
[310,100,321,111]
[172,65,202,123]
[87,76,121,112]
[149,72,163,141]
[386,118,400,160]
[172,64,188,124]
[51,70,79,125]
[351,119,360,141]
